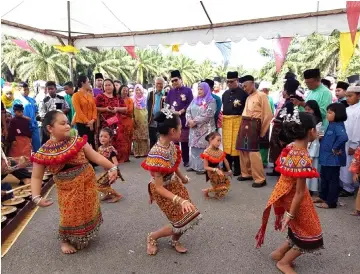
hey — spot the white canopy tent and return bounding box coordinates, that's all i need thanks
[1,0,350,48]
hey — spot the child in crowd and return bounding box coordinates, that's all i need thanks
[349,146,360,216]
[7,104,32,158]
[200,132,232,199]
[256,110,323,274]
[335,81,349,107]
[304,100,323,193]
[97,127,124,203]
[339,85,360,197]
[314,103,348,209]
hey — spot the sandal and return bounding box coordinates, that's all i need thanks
[169,240,187,254]
[350,210,360,216]
[315,203,330,209]
[146,233,158,255]
[312,197,324,203]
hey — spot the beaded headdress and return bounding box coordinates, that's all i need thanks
[161,104,176,119]
[279,106,301,124]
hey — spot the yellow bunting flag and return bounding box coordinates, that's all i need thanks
[171,44,180,52]
[54,45,79,53]
[340,31,360,72]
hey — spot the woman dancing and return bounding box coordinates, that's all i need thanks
[200,131,232,199]
[256,109,323,274]
[30,110,119,254]
[141,105,201,255]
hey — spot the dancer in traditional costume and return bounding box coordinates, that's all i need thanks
[222,71,248,176]
[97,127,124,203]
[200,132,232,199]
[141,105,201,255]
[349,146,360,216]
[339,85,360,197]
[30,110,119,254]
[236,75,272,188]
[256,111,323,274]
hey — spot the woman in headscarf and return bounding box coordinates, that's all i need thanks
[185,82,216,174]
[133,84,149,158]
[1,86,14,112]
[115,85,134,162]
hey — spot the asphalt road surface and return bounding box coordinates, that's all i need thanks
[2,158,359,274]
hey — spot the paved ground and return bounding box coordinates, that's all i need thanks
[2,157,359,274]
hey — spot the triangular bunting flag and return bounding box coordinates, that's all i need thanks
[215,42,232,67]
[124,46,137,59]
[171,44,180,52]
[54,45,79,53]
[340,31,360,72]
[346,1,360,45]
[273,37,292,73]
[12,39,36,53]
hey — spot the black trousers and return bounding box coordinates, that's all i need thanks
[149,127,158,149]
[76,123,95,149]
[225,154,240,175]
[319,166,340,208]
[175,142,189,165]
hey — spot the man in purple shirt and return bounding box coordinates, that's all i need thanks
[92,73,104,97]
[165,70,193,167]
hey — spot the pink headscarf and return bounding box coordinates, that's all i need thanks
[133,84,146,109]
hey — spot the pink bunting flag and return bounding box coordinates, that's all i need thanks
[273,37,292,73]
[12,39,36,53]
[124,46,137,59]
[346,1,360,45]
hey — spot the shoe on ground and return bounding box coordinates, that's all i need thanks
[186,167,195,172]
[237,176,253,181]
[184,162,190,168]
[196,171,206,175]
[252,181,267,188]
[339,190,354,197]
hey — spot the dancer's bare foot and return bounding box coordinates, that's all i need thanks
[276,261,297,274]
[201,189,209,198]
[170,240,187,253]
[147,233,158,255]
[61,242,77,254]
[107,195,122,203]
[101,194,112,201]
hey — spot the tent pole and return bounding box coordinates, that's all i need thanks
[67,0,73,82]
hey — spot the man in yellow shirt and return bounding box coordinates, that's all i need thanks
[236,75,273,188]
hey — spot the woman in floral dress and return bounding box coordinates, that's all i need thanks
[185,82,216,174]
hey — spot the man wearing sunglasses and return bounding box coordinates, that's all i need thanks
[221,71,248,176]
[165,70,193,167]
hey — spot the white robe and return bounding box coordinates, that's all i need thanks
[340,103,360,192]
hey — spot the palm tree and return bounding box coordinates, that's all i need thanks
[132,49,162,84]
[213,63,228,80]
[75,49,122,81]
[197,59,214,80]
[12,40,69,83]
[110,49,133,83]
[168,55,199,86]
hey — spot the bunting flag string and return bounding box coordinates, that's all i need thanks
[340,31,360,72]
[54,45,79,53]
[273,37,292,73]
[124,46,138,59]
[346,1,360,45]
[12,39,36,53]
[215,42,232,67]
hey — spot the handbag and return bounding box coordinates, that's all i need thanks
[103,115,119,126]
